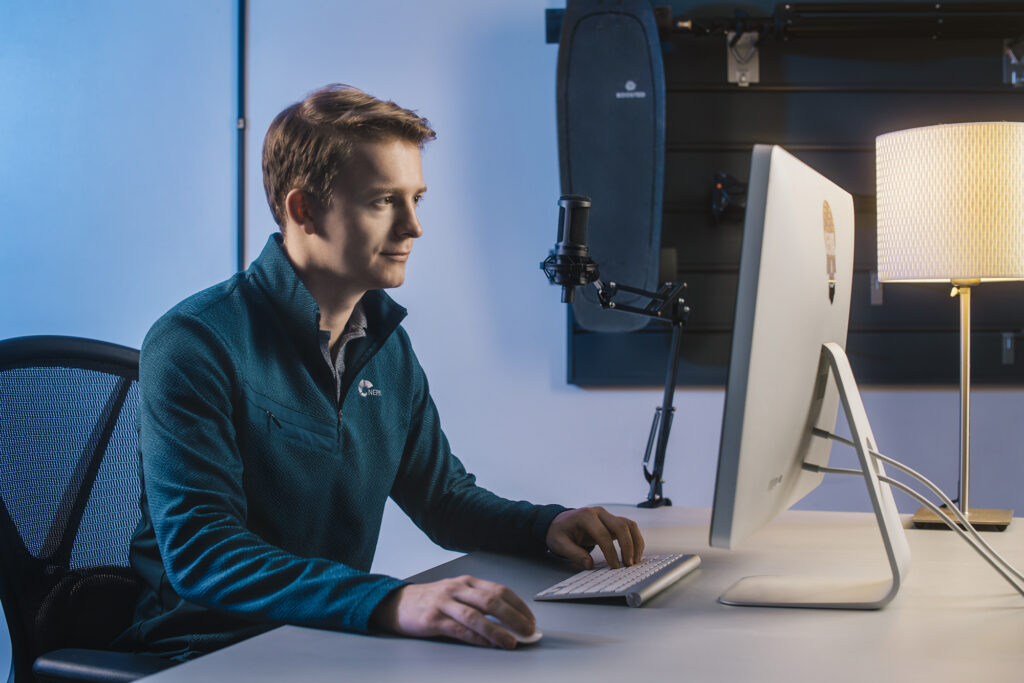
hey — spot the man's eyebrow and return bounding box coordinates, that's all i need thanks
[365,185,428,195]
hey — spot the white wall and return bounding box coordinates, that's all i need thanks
[3,0,1024,675]
[244,0,713,578]
[244,0,1024,581]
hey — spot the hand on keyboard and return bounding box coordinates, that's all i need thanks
[545,506,646,570]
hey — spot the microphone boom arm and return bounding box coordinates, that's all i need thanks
[540,194,690,508]
[592,279,690,325]
[590,278,690,508]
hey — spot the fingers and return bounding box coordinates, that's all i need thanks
[596,508,636,567]
[547,532,596,570]
[470,576,535,627]
[546,508,648,569]
[582,512,621,569]
[600,512,645,565]
[439,595,519,650]
[627,517,645,564]
[382,577,532,650]
[455,576,535,638]
[433,576,533,650]
[577,507,641,568]
[434,613,493,648]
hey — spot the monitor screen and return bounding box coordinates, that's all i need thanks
[710,144,855,549]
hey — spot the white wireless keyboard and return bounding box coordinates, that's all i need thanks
[535,553,701,607]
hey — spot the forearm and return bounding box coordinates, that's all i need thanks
[390,339,567,556]
[408,484,566,556]
[154,497,405,632]
[391,436,565,554]
[143,428,407,633]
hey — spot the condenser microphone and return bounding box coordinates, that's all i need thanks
[541,195,599,303]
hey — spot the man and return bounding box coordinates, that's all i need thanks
[118,84,644,659]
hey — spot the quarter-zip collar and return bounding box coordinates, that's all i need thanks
[340,288,407,401]
[246,233,322,342]
[246,233,408,399]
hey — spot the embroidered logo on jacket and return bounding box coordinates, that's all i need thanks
[358,379,381,397]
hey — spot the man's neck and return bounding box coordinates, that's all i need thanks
[281,238,365,356]
[309,280,364,360]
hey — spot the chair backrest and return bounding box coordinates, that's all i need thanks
[0,336,143,681]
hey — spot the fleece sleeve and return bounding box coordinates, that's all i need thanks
[388,337,567,555]
[138,312,404,634]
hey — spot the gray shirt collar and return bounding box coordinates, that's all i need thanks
[318,302,368,402]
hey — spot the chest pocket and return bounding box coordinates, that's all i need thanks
[242,387,336,452]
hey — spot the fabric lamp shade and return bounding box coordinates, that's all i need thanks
[875,121,1024,283]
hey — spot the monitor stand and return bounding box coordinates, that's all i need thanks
[719,342,911,610]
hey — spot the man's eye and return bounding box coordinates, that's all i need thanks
[374,196,394,207]
[414,194,424,205]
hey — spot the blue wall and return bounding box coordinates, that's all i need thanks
[0,1,237,347]
[3,0,1023,676]
[0,1,237,676]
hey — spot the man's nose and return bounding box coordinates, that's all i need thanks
[398,201,423,238]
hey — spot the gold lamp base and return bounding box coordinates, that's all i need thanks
[911,506,1013,531]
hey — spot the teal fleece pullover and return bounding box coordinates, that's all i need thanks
[118,234,566,659]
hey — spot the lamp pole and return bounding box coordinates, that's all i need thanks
[952,280,978,515]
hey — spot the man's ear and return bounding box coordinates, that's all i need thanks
[283,189,317,235]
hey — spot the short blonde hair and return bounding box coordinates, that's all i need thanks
[262,84,436,227]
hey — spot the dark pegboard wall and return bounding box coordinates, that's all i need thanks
[566,0,1024,387]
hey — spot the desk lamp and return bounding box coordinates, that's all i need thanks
[875,121,1024,530]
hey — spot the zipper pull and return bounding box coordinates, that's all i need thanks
[265,409,282,430]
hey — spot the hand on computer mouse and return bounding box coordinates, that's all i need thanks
[369,575,536,650]
[546,506,645,569]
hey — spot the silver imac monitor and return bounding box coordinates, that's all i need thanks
[709,145,910,609]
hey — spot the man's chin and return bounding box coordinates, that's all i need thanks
[377,274,406,290]
[366,261,408,290]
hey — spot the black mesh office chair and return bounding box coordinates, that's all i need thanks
[0,336,175,682]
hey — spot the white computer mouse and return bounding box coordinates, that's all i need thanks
[486,615,543,646]
[512,628,543,646]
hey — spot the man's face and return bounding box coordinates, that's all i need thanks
[309,138,426,295]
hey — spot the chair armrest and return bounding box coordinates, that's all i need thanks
[33,648,176,683]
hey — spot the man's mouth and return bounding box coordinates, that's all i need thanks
[381,251,411,263]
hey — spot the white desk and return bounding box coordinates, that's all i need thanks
[139,506,1024,682]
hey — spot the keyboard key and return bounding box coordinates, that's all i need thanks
[534,553,701,607]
